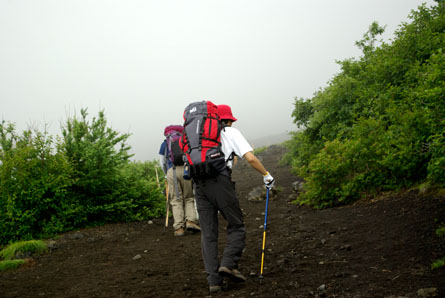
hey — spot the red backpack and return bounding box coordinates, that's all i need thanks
[180,101,227,178]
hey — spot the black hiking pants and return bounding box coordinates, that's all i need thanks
[194,174,246,286]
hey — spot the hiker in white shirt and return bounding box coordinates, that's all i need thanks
[193,104,274,293]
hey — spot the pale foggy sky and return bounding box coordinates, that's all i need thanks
[0,0,436,161]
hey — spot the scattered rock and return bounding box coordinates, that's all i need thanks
[247,186,278,202]
[247,186,265,202]
[70,233,84,240]
[335,272,348,278]
[416,288,438,297]
[321,239,327,245]
[288,194,297,201]
[340,244,352,251]
[318,284,327,291]
[148,220,154,225]
[292,181,304,193]
[132,254,142,260]
[15,251,32,259]
[47,240,57,250]
[277,258,288,268]
[87,237,97,243]
[182,284,191,291]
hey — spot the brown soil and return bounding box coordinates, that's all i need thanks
[1,145,444,298]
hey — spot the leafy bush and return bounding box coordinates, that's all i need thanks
[0,110,166,245]
[287,2,445,208]
[0,122,76,243]
[60,108,132,224]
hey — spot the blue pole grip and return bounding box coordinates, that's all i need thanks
[263,187,270,231]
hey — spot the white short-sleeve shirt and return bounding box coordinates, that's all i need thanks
[220,126,253,169]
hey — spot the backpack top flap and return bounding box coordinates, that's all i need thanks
[180,101,221,165]
[164,125,183,137]
[164,125,184,166]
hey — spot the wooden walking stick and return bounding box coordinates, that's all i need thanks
[163,179,170,232]
[155,167,161,188]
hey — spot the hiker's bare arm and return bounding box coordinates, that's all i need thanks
[244,152,268,176]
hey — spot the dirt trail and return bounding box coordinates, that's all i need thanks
[1,145,444,298]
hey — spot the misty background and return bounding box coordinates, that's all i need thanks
[0,0,435,161]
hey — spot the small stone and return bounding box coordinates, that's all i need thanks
[47,241,57,250]
[318,284,326,291]
[321,239,327,245]
[132,254,142,260]
[340,244,352,251]
[70,232,84,240]
[249,271,256,277]
[148,220,153,225]
[417,288,438,297]
[182,284,191,291]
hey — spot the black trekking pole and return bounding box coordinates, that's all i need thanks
[259,187,270,284]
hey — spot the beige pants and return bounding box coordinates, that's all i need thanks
[167,166,197,230]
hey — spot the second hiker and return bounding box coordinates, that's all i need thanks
[159,125,200,236]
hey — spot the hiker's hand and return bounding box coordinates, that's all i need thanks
[263,172,275,189]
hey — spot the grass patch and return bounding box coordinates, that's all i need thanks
[0,259,26,271]
[253,146,268,155]
[436,226,445,237]
[431,257,445,270]
[0,240,47,260]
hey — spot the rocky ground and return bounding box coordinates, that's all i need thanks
[0,145,444,297]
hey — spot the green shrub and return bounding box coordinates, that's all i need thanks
[0,122,76,244]
[0,110,166,245]
[287,2,445,208]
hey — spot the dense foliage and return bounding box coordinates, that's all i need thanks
[287,1,445,208]
[0,110,164,245]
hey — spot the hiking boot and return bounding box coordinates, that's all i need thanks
[174,228,185,237]
[218,266,247,283]
[209,285,221,293]
[186,221,201,232]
